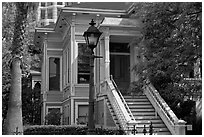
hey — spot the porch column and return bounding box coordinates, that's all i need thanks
[130,45,140,82]
[70,13,76,96]
[42,33,48,125]
[104,30,110,80]
[99,40,105,82]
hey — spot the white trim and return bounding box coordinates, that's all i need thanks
[75,102,89,125]
[47,55,63,91]
[62,96,89,103]
[71,96,89,100]
[71,98,74,125]
[45,102,62,104]
[64,104,70,125]
[110,52,130,56]
[47,48,63,51]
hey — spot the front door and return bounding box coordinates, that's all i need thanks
[110,43,130,95]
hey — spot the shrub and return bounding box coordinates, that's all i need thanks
[24,125,124,135]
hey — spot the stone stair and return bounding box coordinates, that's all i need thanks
[124,95,171,135]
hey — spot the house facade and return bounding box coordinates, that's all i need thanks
[34,2,188,135]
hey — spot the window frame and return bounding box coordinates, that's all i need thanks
[75,102,88,125]
[77,43,91,84]
[48,55,62,91]
[47,8,53,19]
[40,9,46,19]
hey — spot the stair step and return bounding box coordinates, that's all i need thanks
[134,115,160,120]
[136,119,163,124]
[131,108,155,112]
[124,95,147,99]
[127,101,151,105]
[125,98,149,102]
[128,105,153,109]
[136,123,168,130]
[133,112,156,116]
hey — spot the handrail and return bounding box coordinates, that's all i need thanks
[105,78,136,134]
[144,80,183,135]
[110,76,136,123]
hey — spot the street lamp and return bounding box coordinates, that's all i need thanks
[83,19,102,134]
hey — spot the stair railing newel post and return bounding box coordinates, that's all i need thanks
[175,119,187,135]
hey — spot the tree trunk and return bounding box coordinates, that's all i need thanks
[4,57,23,135]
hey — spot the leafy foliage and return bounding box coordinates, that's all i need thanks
[132,2,202,108]
[24,125,124,135]
[131,2,202,134]
[45,109,62,125]
[22,78,41,125]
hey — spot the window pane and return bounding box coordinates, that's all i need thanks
[57,2,63,5]
[47,2,53,6]
[78,43,91,83]
[48,8,53,19]
[41,9,45,19]
[41,2,45,7]
[49,57,60,90]
[77,105,88,125]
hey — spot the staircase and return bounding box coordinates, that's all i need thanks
[124,94,171,135]
[101,78,186,135]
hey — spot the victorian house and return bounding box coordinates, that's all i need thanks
[34,2,195,135]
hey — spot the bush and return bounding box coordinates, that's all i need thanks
[24,125,124,135]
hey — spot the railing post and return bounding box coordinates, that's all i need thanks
[175,120,186,135]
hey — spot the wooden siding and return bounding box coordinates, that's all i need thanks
[46,91,63,102]
[74,84,89,97]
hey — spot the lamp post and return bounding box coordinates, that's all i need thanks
[83,19,102,134]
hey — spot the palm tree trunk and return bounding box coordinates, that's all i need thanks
[4,57,23,135]
[3,3,30,134]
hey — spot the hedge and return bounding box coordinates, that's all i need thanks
[24,125,124,135]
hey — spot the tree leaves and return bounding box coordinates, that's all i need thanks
[132,2,202,119]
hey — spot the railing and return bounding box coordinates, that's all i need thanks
[144,80,186,135]
[105,77,136,134]
[110,76,136,124]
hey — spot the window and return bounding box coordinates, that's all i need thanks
[48,8,53,19]
[41,2,45,7]
[49,57,60,90]
[47,2,53,6]
[78,43,91,84]
[57,2,63,5]
[77,105,88,125]
[41,9,45,19]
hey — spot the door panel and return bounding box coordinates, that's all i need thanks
[110,54,130,94]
